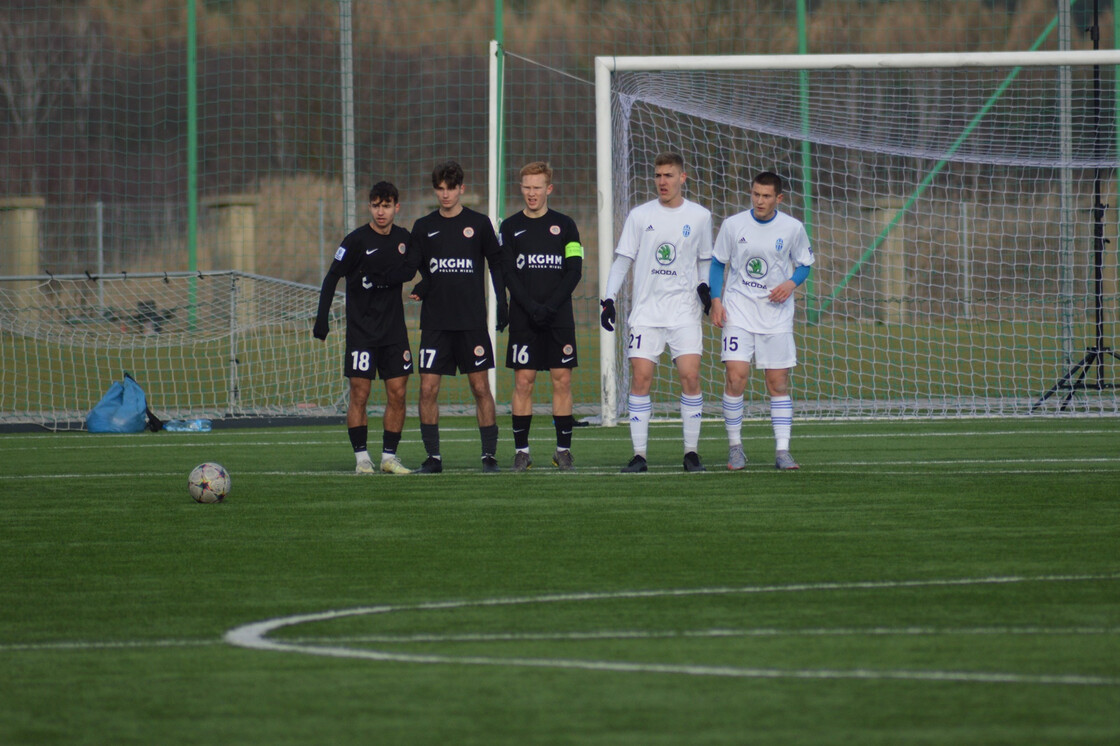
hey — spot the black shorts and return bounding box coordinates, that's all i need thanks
[344,340,414,380]
[505,327,578,370]
[417,329,495,375]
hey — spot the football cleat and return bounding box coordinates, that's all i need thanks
[775,450,800,471]
[482,454,501,473]
[727,444,747,471]
[620,454,648,473]
[380,456,412,475]
[355,458,376,475]
[418,456,443,474]
[511,451,533,472]
[683,451,706,472]
[551,449,574,471]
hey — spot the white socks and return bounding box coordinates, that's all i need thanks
[680,394,703,452]
[722,393,744,447]
[771,395,793,451]
[627,393,652,456]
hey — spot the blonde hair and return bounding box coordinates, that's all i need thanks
[519,161,553,184]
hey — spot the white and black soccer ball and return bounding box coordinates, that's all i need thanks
[188,462,230,503]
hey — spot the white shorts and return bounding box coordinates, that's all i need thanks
[626,323,704,363]
[721,326,797,369]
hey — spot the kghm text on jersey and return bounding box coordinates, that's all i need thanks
[429,257,475,273]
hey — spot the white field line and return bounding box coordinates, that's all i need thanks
[2,426,1119,452]
[294,626,1120,644]
[223,573,1120,687]
[4,466,1120,481]
[4,461,1120,481]
[8,624,1117,654]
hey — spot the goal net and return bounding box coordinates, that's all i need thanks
[596,51,1120,423]
[0,271,345,429]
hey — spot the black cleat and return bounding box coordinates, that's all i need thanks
[683,451,706,472]
[481,455,500,473]
[620,454,648,473]
[418,456,443,474]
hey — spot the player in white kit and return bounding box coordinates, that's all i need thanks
[600,153,713,473]
[709,171,815,471]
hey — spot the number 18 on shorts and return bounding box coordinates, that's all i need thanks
[344,342,414,379]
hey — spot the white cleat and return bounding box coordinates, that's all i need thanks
[380,456,413,475]
[355,458,376,475]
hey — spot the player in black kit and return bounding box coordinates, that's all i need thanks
[314,181,419,474]
[499,162,583,471]
[408,160,508,473]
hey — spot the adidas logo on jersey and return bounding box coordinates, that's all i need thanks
[738,237,747,243]
[645,225,655,231]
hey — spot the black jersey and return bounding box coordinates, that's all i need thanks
[411,206,503,331]
[499,209,582,331]
[320,223,418,348]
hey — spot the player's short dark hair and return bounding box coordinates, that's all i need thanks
[432,160,464,189]
[368,181,399,204]
[753,171,784,194]
[654,152,685,171]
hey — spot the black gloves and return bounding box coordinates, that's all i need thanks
[530,302,556,328]
[697,283,712,316]
[496,302,509,332]
[312,318,329,340]
[410,278,430,299]
[600,298,616,332]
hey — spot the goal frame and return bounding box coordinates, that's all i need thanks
[595,50,1120,425]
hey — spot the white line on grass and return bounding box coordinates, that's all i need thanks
[5,625,1117,655]
[0,639,220,652]
[4,462,1120,481]
[2,426,1118,453]
[292,626,1120,644]
[224,573,1120,687]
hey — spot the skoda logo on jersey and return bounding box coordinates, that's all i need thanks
[682,224,692,237]
[745,256,769,279]
[655,243,676,266]
[429,257,475,274]
[516,253,526,270]
[775,238,785,254]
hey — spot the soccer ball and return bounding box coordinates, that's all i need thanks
[188,462,230,503]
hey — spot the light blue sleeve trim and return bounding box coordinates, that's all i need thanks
[792,264,811,287]
[709,258,726,298]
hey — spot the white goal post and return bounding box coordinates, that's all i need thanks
[596,50,1120,425]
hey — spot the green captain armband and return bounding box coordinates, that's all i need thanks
[564,241,584,259]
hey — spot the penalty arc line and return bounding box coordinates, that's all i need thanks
[224,573,1120,687]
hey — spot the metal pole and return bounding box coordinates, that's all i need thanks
[96,200,105,309]
[187,0,198,327]
[796,0,815,322]
[1058,0,1076,365]
[339,0,356,227]
[595,57,617,426]
[318,197,326,279]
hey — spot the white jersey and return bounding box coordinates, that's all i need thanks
[713,209,814,334]
[614,198,713,328]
